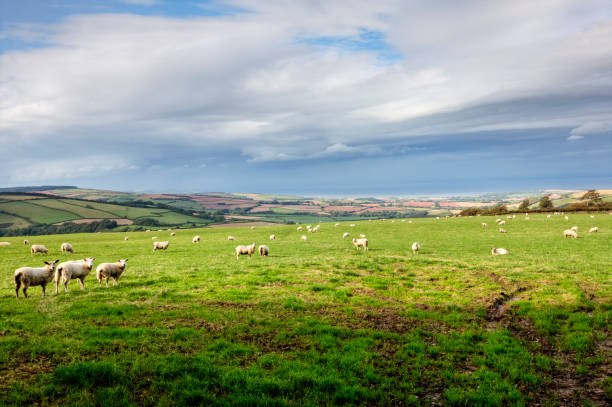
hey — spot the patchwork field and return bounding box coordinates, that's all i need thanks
[1,214,610,406]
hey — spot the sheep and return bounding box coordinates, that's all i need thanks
[60,243,74,254]
[145,229,151,232]
[334,223,340,227]
[269,235,276,240]
[401,219,406,222]
[192,235,201,243]
[547,215,551,219]
[350,224,355,227]
[153,241,170,252]
[570,226,579,232]
[250,226,255,230]
[0,242,11,246]
[499,228,507,233]
[482,222,488,228]
[235,243,255,259]
[498,220,506,226]
[55,257,95,293]
[24,239,30,245]
[495,218,502,223]
[96,259,128,288]
[507,216,512,219]
[564,216,569,220]
[297,226,303,231]
[512,215,516,219]
[301,235,307,241]
[152,236,158,240]
[311,226,319,233]
[525,217,530,220]
[170,232,176,236]
[359,234,366,238]
[124,236,129,241]
[436,217,440,220]
[352,238,368,251]
[491,248,509,256]
[589,227,598,233]
[563,229,578,239]
[343,232,350,239]
[411,242,420,254]
[14,260,59,298]
[258,245,269,257]
[590,215,595,219]
[227,236,235,241]
[31,245,48,256]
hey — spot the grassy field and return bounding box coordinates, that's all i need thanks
[0,214,610,406]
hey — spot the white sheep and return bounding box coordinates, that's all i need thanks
[170,232,176,236]
[24,239,30,245]
[250,226,255,230]
[124,236,129,241]
[258,245,269,257]
[401,219,406,222]
[152,236,158,240]
[301,235,307,241]
[334,223,340,227]
[524,217,530,220]
[352,238,368,251]
[495,218,502,223]
[590,215,594,219]
[145,229,151,232]
[498,220,506,226]
[491,248,509,256]
[227,236,236,241]
[0,242,11,246]
[31,245,48,256]
[297,226,303,231]
[55,257,95,293]
[153,241,170,252]
[193,235,201,243]
[343,232,350,239]
[359,234,366,238]
[350,224,355,227]
[96,259,128,288]
[14,260,59,298]
[235,243,256,259]
[482,222,488,228]
[547,215,551,219]
[411,242,420,254]
[61,243,74,254]
[589,227,598,233]
[563,229,578,239]
[499,228,507,233]
[570,226,578,232]
[507,216,512,219]
[564,216,569,220]
[269,235,276,240]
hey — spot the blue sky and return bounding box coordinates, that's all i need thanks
[1,0,611,196]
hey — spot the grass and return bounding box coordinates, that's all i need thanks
[0,201,81,224]
[0,214,610,406]
[0,213,32,229]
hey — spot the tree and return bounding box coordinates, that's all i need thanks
[581,189,603,207]
[518,199,530,210]
[539,195,553,209]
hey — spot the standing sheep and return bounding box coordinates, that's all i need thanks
[269,235,276,240]
[498,220,506,226]
[61,243,74,254]
[563,230,578,239]
[55,258,95,293]
[359,234,366,238]
[235,243,256,259]
[14,260,59,298]
[124,236,129,241]
[491,248,509,256]
[349,224,355,227]
[589,227,599,233]
[334,223,340,227]
[343,232,350,239]
[227,236,235,241]
[301,235,307,241]
[258,245,269,257]
[153,241,170,252]
[170,232,176,236]
[193,236,201,243]
[96,259,128,288]
[24,239,30,245]
[352,238,368,251]
[297,226,303,231]
[411,242,420,254]
[499,228,507,233]
[482,223,488,228]
[31,245,48,256]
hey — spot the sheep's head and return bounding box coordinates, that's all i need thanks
[118,259,128,268]
[83,258,95,268]
[44,260,59,270]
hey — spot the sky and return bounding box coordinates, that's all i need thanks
[1,0,611,196]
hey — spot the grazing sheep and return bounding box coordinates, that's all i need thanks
[571,226,579,232]
[436,217,440,220]
[590,215,594,219]
[350,224,355,227]
[498,220,506,226]
[297,226,303,231]
[55,258,95,293]
[589,227,598,233]
[124,236,129,241]
[0,242,11,246]
[152,236,158,240]
[564,216,569,220]
[60,243,73,254]
[251,226,255,230]
[258,245,269,257]
[334,223,340,227]
[227,236,235,241]
[24,239,30,245]
[401,219,406,222]
[170,232,176,236]
[499,228,507,233]
[14,260,59,298]
[31,245,48,256]
[563,230,578,239]
[343,232,350,239]
[359,234,366,238]
[96,259,128,288]
[547,215,551,219]
[491,248,509,256]
[193,235,201,243]
[411,242,420,254]
[235,243,256,259]
[352,238,368,251]
[495,218,502,223]
[269,235,276,240]
[153,241,170,252]
[482,222,488,228]
[145,229,151,232]
[301,235,307,241]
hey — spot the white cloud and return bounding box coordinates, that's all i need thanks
[567,135,584,141]
[570,121,612,136]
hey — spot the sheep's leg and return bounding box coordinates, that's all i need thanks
[41,283,46,296]
[64,276,70,293]
[78,278,85,290]
[22,283,29,298]
[15,278,21,298]
[106,277,110,288]
[113,277,118,286]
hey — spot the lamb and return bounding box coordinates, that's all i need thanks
[499,228,507,233]
[589,227,598,233]
[170,232,176,236]
[55,257,95,293]
[269,235,276,240]
[343,232,350,239]
[563,230,578,239]
[31,245,48,256]
[235,243,256,259]
[96,259,128,288]
[482,222,488,228]
[153,241,170,252]
[193,235,201,243]
[24,239,30,245]
[60,243,74,254]
[227,236,236,241]
[411,242,420,254]
[570,226,579,232]
[14,260,59,298]
[491,248,509,256]
[352,238,368,251]
[258,245,269,257]
[297,226,303,231]
[301,235,307,241]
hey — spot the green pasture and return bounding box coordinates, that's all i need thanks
[0,214,610,406]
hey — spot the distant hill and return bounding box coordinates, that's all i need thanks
[0,185,77,192]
